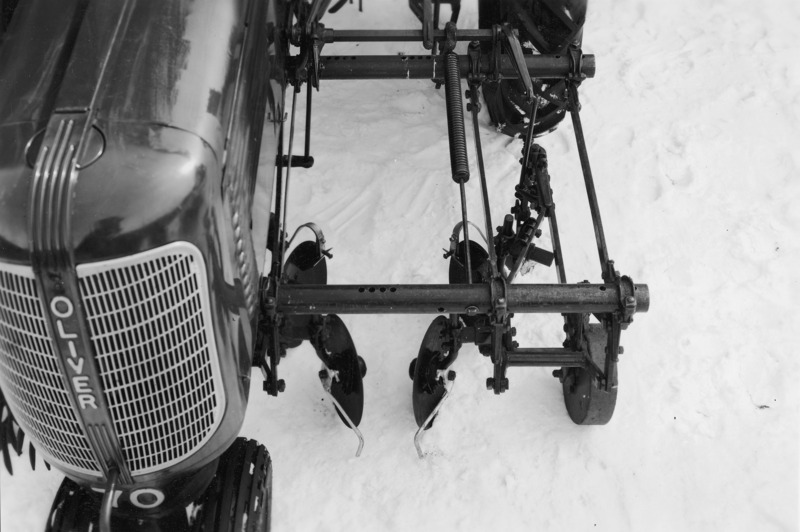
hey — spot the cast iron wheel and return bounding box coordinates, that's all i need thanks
[479,0,587,138]
[562,323,617,425]
[191,438,272,532]
[45,477,190,532]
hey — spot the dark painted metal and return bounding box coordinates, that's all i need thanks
[467,84,499,277]
[277,283,650,315]
[567,83,612,281]
[0,0,285,499]
[506,348,586,367]
[319,53,595,81]
[324,28,494,42]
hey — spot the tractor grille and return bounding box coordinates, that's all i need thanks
[0,265,99,474]
[77,242,225,476]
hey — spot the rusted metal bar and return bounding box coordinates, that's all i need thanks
[323,29,494,42]
[277,283,649,315]
[319,54,595,80]
[506,348,587,367]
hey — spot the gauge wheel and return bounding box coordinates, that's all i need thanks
[561,323,618,425]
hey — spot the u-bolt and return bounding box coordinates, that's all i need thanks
[444,51,470,184]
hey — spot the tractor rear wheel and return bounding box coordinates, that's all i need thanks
[191,438,273,532]
[1,0,19,32]
[45,477,190,532]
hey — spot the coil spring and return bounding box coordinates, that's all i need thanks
[444,52,469,183]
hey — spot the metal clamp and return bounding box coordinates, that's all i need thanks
[618,274,637,324]
[286,222,332,261]
[567,45,585,82]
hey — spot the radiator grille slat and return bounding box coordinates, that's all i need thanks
[78,243,224,476]
[0,267,99,474]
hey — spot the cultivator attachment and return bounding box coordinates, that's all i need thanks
[255,0,649,459]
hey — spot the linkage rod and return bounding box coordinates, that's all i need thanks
[319,54,595,81]
[322,29,494,43]
[271,91,287,278]
[468,85,499,278]
[518,98,540,194]
[278,283,650,315]
[304,81,312,158]
[278,88,300,279]
[567,83,611,279]
[459,182,473,283]
[548,210,567,284]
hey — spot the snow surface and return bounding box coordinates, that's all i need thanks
[2,0,799,530]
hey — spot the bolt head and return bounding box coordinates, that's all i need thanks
[277,379,286,393]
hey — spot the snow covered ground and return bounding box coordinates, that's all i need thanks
[2,0,799,530]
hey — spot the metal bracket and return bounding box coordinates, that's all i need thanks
[422,0,434,49]
[486,277,510,394]
[256,280,286,396]
[500,24,534,104]
[602,316,621,391]
[286,222,332,265]
[567,45,585,82]
[467,40,483,86]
